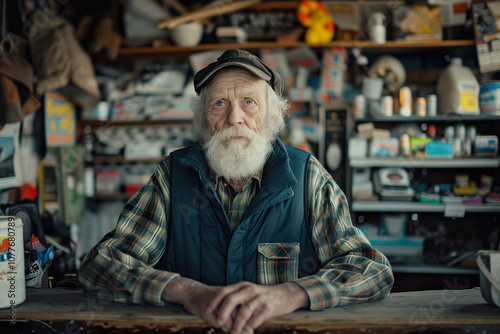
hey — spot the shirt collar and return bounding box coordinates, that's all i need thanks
[210,169,263,190]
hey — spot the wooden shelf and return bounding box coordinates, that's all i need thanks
[119,40,475,59]
[391,263,479,275]
[78,119,192,127]
[352,201,500,213]
[89,156,163,164]
[349,157,500,168]
[89,193,131,201]
[353,114,500,123]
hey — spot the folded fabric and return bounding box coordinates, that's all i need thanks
[28,9,100,109]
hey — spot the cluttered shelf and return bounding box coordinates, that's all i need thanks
[89,156,163,164]
[118,40,475,59]
[89,193,131,201]
[391,263,479,275]
[353,114,500,123]
[352,200,500,213]
[349,157,500,168]
[77,119,192,127]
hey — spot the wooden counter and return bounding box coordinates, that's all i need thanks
[2,287,500,333]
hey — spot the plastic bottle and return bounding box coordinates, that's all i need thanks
[436,57,480,115]
[369,13,386,44]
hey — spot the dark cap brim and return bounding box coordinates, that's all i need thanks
[195,62,272,91]
[193,49,284,97]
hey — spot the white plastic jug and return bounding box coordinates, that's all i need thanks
[0,216,26,309]
[436,57,480,115]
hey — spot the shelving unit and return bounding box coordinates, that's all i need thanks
[340,32,499,277]
[89,156,163,164]
[90,193,131,201]
[353,114,500,123]
[352,201,500,213]
[391,263,478,275]
[78,119,192,127]
[118,40,475,59]
[349,157,500,168]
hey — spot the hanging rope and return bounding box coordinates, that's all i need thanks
[0,0,11,52]
[1,0,6,40]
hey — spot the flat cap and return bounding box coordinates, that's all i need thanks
[193,49,284,96]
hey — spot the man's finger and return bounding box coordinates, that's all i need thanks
[231,303,254,334]
[215,285,255,326]
[205,284,246,315]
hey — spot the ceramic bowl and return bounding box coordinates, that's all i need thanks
[171,22,204,47]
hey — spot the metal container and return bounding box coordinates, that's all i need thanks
[399,133,411,156]
[381,95,394,116]
[426,94,437,116]
[414,97,426,116]
[479,81,500,115]
[353,94,366,118]
[399,86,412,116]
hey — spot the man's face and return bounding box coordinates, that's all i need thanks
[205,68,268,139]
[199,68,275,181]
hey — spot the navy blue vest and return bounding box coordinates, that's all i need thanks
[156,137,320,285]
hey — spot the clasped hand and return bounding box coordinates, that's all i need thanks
[167,278,308,334]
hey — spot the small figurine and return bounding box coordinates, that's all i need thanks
[297,0,335,44]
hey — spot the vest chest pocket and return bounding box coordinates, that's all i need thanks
[257,242,300,285]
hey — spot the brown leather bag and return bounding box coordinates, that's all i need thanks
[0,52,40,128]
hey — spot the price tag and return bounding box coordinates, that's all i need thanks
[444,203,465,218]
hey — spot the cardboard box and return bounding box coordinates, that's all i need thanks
[393,5,443,41]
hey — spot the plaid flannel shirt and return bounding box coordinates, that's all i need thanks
[79,152,393,310]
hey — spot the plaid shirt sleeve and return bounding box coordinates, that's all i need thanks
[78,158,179,306]
[294,156,394,311]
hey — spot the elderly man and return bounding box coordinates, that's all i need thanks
[79,49,393,334]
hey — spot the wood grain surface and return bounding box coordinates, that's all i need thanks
[2,287,500,333]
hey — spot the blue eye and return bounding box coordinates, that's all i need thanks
[216,101,224,107]
[245,99,254,105]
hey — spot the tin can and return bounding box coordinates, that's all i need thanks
[353,94,366,118]
[414,97,427,116]
[399,133,411,156]
[381,95,394,116]
[426,94,437,116]
[399,86,412,116]
[479,81,500,114]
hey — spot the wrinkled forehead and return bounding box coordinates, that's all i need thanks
[204,67,266,93]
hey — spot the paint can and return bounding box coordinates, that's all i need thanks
[381,95,394,116]
[479,81,500,115]
[414,97,427,116]
[353,94,366,118]
[426,94,438,116]
[398,86,412,116]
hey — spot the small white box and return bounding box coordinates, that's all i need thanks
[352,168,371,184]
[475,135,498,156]
[348,137,368,158]
[352,181,374,200]
[125,141,163,160]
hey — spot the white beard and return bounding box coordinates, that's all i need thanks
[203,125,274,181]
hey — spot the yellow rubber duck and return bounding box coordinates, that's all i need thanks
[297,0,335,44]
